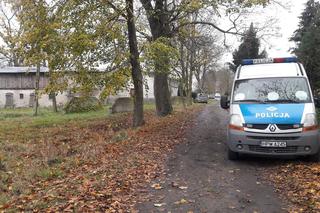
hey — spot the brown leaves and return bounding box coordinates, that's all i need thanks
[268,163,320,212]
[1,107,202,212]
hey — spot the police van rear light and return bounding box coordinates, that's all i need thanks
[241,57,298,65]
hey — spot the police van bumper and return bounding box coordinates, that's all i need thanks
[227,129,320,156]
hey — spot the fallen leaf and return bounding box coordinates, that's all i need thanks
[178,186,188,190]
[174,198,188,205]
[154,203,166,207]
[151,183,163,190]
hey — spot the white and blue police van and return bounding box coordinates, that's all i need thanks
[220,57,320,161]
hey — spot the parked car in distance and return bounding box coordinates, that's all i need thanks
[195,93,209,103]
[208,94,215,99]
[215,93,221,100]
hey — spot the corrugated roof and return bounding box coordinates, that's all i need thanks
[0,67,49,73]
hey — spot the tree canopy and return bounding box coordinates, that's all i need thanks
[291,0,320,91]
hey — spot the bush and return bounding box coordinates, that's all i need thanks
[64,97,103,113]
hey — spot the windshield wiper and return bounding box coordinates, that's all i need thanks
[265,99,300,103]
[236,99,267,103]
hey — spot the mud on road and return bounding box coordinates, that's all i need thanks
[137,102,287,213]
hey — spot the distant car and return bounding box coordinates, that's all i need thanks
[194,93,209,103]
[208,94,215,99]
[214,93,221,100]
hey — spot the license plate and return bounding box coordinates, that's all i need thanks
[260,141,287,147]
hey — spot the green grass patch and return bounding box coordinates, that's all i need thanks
[0,103,156,130]
[35,167,65,181]
[0,106,110,131]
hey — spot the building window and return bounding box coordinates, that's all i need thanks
[20,94,24,99]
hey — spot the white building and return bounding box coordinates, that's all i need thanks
[0,67,178,108]
[0,67,71,108]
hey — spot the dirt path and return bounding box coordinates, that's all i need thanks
[137,102,287,213]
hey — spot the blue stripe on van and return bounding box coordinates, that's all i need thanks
[239,104,305,124]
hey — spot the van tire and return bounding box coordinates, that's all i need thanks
[227,148,239,160]
[308,150,320,162]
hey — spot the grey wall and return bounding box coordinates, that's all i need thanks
[0,73,48,89]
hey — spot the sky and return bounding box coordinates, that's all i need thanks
[266,0,308,57]
[222,0,309,63]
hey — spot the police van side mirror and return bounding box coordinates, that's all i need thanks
[220,96,230,109]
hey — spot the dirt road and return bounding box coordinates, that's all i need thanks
[137,102,287,213]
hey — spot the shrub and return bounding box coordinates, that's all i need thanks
[64,96,103,113]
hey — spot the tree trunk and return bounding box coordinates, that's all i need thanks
[154,71,172,116]
[52,92,58,112]
[140,0,173,116]
[34,63,41,116]
[48,67,58,113]
[126,0,144,127]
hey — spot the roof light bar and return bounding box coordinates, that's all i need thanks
[241,57,298,65]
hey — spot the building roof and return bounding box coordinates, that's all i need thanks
[238,63,305,80]
[0,66,49,74]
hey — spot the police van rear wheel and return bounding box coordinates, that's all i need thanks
[227,148,239,160]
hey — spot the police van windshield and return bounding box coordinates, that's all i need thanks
[232,77,312,104]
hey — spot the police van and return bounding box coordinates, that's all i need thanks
[220,57,320,161]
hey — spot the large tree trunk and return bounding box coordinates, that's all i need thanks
[140,0,173,116]
[34,63,41,116]
[154,72,172,116]
[126,0,144,127]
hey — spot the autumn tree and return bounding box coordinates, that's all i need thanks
[139,0,271,116]
[216,68,234,96]
[193,36,223,92]
[175,17,222,103]
[126,0,145,127]
[202,70,217,94]
[16,0,51,116]
[52,1,130,98]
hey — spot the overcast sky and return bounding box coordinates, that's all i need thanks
[222,0,309,62]
[267,0,308,57]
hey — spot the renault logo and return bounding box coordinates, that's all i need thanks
[269,124,277,132]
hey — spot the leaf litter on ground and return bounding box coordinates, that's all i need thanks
[0,106,202,212]
[266,162,320,212]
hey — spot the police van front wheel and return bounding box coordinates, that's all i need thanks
[227,148,239,160]
[307,151,320,162]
